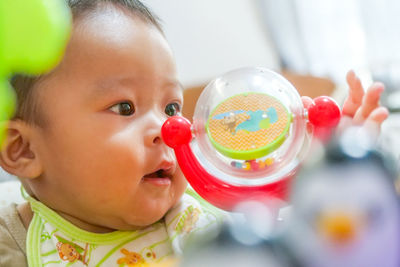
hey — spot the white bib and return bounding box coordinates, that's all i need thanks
[25,191,223,266]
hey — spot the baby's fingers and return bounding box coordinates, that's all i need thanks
[364,106,389,128]
[301,96,313,109]
[301,96,313,134]
[353,82,385,124]
[342,70,364,117]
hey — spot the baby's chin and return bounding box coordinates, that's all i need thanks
[115,184,186,230]
[120,202,180,230]
[118,212,169,230]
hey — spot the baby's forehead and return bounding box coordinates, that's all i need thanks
[57,13,170,73]
[31,2,178,101]
[91,76,183,95]
[72,1,160,34]
[73,8,151,44]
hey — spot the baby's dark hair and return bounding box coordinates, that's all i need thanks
[10,0,162,126]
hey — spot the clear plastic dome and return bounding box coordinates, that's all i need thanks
[192,67,310,186]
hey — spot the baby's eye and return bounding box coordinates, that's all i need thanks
[165,102,181,116]
[109,101,135,116]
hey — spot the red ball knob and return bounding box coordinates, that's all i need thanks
[161,116,192,148]
[308,96,341,128]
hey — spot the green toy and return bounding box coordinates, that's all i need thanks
[0,80,15,143]
[0,0,71,144]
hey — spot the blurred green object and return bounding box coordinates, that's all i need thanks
[0,0,71,144]
[0,80,16,119]
[0,0,71,75]
[0,80,16,145]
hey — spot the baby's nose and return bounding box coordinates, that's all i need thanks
[143,114,166,147]
[151,134,162,145]
[144,126,163,147]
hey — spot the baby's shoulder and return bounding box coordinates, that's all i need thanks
[0,203,20,236]
[0,204,28,266]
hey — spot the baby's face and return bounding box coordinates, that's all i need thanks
[29,8,187,231]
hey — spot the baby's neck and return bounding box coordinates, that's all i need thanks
[18,201,146,233]
[17,202,33,230]
[18,202,114,233]
[57,210,116,233]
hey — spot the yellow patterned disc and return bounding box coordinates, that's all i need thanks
[206,92,291,160]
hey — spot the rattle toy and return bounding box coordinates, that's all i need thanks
[162,67,341,210]
[0,0,71,144]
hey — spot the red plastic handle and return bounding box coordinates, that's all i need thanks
[161,116,294,211]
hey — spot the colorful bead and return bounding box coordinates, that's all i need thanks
[265,158,274,166]
[250,160,259,170]
[243,162,251,170]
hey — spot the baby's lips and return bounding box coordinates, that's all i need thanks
[159,160,176,175]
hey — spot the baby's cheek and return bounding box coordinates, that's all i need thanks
[173,171,188,201]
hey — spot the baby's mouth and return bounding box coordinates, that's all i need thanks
[143,169,173,180]
[142,160,176,186]
[142,166,175,186]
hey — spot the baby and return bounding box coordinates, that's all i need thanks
[0,0,388,266]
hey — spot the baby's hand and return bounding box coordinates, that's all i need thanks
[341,70,389,129]
[301,70,389,139]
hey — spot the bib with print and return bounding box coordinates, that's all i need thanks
[25,191,223,266]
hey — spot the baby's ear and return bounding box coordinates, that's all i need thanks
[0,120,43,179]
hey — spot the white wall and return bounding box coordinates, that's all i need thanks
[144,0,280,88]
[0,167,16,182]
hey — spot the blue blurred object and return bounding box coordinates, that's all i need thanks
[181,218,302,267]
[181,200,302,267]
[285,128,400,267]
